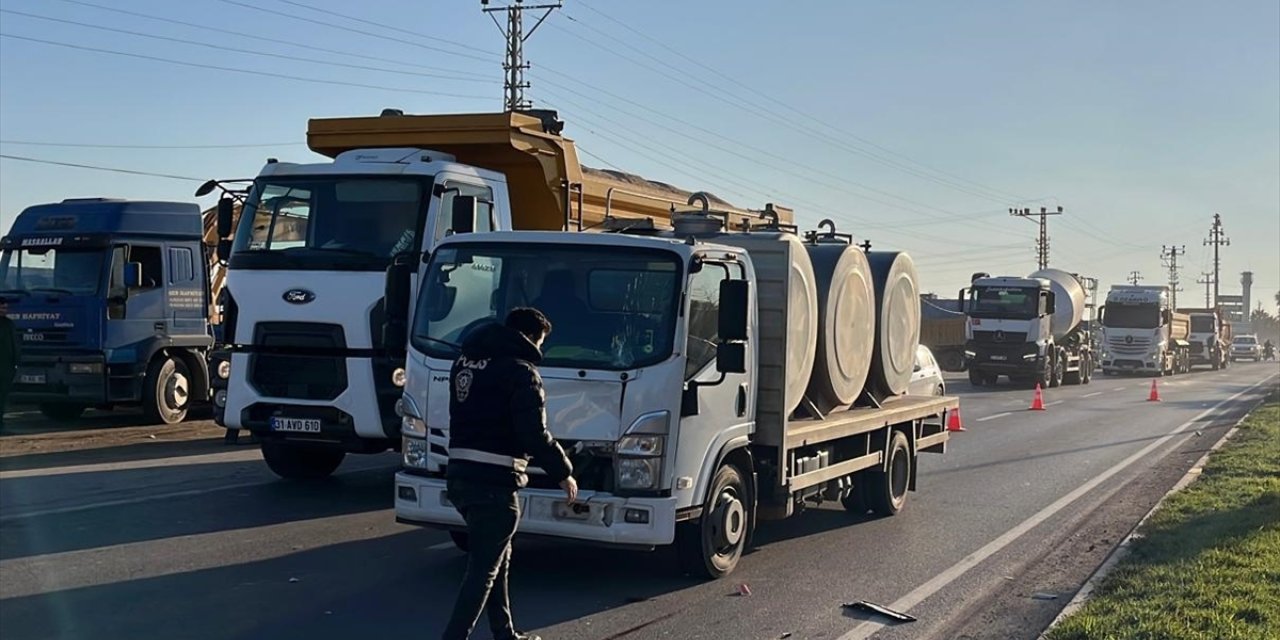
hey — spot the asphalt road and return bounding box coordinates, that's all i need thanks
[0,362,1275,640]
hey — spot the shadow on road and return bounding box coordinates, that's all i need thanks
[0,436,235,473]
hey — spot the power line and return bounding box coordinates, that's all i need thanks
[1204,213,1230,308]
[1161,244,1186,309]
[573,1,1030,205]
[0,9,496,83]
[1,139,302,149]
[212,0,497,64]
[0,33,492,100]
[1128,271,1143,285]
[1010,206,1063,270]
[275,0,496,56]
[0,154,204,182]
[47,0,489,79]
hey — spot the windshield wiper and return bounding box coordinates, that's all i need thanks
[415,334,462,353]
[29,287,75,295]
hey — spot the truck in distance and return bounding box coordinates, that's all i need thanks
[1099,285,1191,376]
[1178,306,1231,370]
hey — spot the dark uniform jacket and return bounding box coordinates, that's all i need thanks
[446,322,572,489]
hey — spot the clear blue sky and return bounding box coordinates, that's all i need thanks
[2,0,1277,307]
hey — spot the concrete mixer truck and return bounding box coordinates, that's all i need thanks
[960,269,1094,388]
[393,213,958,578]
[1099,285,1191,376]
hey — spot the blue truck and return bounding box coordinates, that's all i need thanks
[0,198,217,423]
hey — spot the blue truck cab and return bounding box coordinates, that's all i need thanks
[0,198,215,423]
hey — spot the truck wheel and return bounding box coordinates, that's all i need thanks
[677,463,751,579]
[448,531,470,553]
[39,403,86,421]
[939,351,965,372]
[968,369,986,387]
[866,430,912,516]
[261,442,346,480]
[1049,357,1065,388]
[143,356,191,425]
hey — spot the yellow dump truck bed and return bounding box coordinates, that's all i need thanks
[306,110,791,230]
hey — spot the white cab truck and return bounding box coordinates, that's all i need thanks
[1178,307,1232,370]
[1099,285,1191,376]
[960,269,1094,388]
[206,110,777,479]
[393,213,958,578]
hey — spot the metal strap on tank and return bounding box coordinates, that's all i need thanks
[450,448,529,472]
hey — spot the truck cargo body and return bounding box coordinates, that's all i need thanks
[394,229,956,578]
[1,199,216,423]
[1100,285,1191,376]
[919,297,967,371]
[210,110,791,479]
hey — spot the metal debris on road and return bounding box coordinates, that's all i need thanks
[842,600,917,623]
[1031,592,1058,600]
[736,583,752,596]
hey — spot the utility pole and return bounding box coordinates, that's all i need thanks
[1128,271,1143,285]
[481,0,562,112]
[1010,205,1063,270]
[1196,272,1215,308]
[1203,213,1229,308]
[1161,244,1186,309]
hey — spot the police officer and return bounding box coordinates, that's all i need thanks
[442,307,576,640]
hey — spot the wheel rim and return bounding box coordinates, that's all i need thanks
[165,370,190,412]
[710,487,745,550]
[890,446,909,507]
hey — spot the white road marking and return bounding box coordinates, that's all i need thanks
[976,412,1012,423]
[837,373,1277,640]
[1083,392,1104,398]
[1045,400,1065,407]
[1114,387,1127,392]
[0,449,262,480]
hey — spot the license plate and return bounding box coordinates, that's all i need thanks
[269,417,322,433]
[18,373,46,384]
[989,355,1008,361]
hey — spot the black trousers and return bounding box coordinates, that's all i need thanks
[0,368,12,427]
[441,478,521,640]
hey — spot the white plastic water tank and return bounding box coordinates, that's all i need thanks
[709,231,818,418]
[805,239,875,412]
[1029,268,1086,340]
[867,251,921,398]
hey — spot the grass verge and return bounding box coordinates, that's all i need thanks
[1047,390,1280,640]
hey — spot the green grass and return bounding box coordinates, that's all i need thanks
[1048,392,1280,640]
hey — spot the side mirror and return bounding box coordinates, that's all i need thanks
[1045,290,1057,316]
[382,255,414,352]
[216,198,235,238]
[715,342,747,374]
[123,262,143,288]
[216,238,232,263]
[957,287,968,313]
[1097,305,1106,323]
[450,196,477,235]
[718,279,749,341]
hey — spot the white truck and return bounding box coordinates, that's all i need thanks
[1099,285,1191,376]
[393,211,958,578]
[207,109,777,479]
[1178,307,1232,370]
[960,269,1094,388]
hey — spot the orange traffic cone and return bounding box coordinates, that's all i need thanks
[1029,383,1046,411]
[947,407,966,432]
[1148,379,1161,402]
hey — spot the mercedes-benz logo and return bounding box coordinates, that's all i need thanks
[994,330,1005,343]
[282,288,316,305]
[1125,335,1134,344]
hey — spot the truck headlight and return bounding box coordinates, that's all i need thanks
[402,436,428,469]
[391,367,407,388]
[69,363,103,374]
[617,434,664,456]
[964,350,976,357]
[217,360,231,380]
[401,415,426,437]
[617,458,660,490]
[1022,353,1036,361]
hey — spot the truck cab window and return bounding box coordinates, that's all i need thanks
[130,246,163,290]
[169,247,195,284]
[434,183,494,243]
[686,262,733,379]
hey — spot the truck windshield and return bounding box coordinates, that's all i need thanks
[0,247,104,296]
[968,286,1038,319]
[413,243,683,370]
[1190,316,1214,332]
[1104,305,1160,329]
[231,177,423,267]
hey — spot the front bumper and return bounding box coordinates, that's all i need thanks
[11,354,111,405]
[966,344,1040,374]
[1231,350,1260,359]
[394,472,678,548]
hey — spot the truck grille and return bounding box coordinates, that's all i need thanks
[1107,335,1151,355]
[1188,343,1205,355]
[972,330,1028,344]
[249,322,348,401]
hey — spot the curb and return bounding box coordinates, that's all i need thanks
[1037,390,1272,639]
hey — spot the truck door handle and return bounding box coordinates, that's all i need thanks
[154,322,166,332]
[737,384,748,417]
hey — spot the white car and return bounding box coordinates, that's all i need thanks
[910,344,947,396]
[1230,335,1261,362]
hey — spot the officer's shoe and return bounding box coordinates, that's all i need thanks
[495,634,541,640]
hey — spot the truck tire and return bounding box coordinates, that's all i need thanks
[143,356,191,425]
[39,403,86,421]
[866,430,912,516]
[968,369,986,387]
[1049,355,1066,388]
[677,463,751,579]
[1081,357,1093,384]
[261,442,346,480]
[938,350,965,372]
